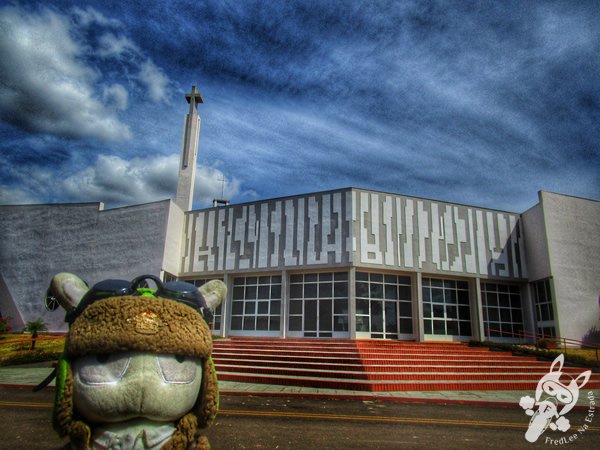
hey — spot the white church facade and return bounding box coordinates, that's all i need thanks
[1,87,598,345]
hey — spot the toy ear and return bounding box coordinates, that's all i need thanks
[167,357,219,449]
[53,360,92,449]
[46,273,89,312]
[197,357,219,427]
[199,280,227,312]
[549,354,564,374]
[574,370,591,389]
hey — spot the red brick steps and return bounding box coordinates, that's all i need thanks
[212,337,599,392]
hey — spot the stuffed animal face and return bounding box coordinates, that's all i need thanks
[47,273,226,450]
[72,352,203,423]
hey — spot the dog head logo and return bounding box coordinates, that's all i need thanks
[520,354,592,443]
[534,354,591,417]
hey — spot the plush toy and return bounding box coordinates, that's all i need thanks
[45,273,226,450]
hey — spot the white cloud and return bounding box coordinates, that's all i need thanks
[195,164,242,205]
[97,33,140,58]
[61,154,241,208]
[0,185,38,205]
[0,5,131,142]
[72,5,121,28]
[103,84,129,111]
[138,60,170,103]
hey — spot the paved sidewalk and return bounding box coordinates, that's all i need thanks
[1,363,596,409]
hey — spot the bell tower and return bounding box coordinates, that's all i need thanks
[175,85,203,211]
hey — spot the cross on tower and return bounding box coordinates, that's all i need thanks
[185,85,204,114]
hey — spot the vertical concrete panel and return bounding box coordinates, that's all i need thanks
[395,197,403,267]
[476,210,488,276]
[486,211,499,276]
[321,194,332,263]
[442,205,454,271]
[237,206,250,270]
[351,191,358,256]
[360,192,382,264]
[404,199,414,268]
[216,209,226,271]
[205,210,215,271]
[451,206,465,273]
[284,199,297,266]
[271,201,281,267]
[247,205,257,269]
[495,214,509,277]
[225,210,236,271]
[307,196,321,265]
[332,192,343,263]
[258,204,269,268]
[417,201,429,269]
[297,197,305,266]
[430,202,441,271]
[383,196,395,266]
[465,209,477,274]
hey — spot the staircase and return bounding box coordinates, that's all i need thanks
[212,338,600,392]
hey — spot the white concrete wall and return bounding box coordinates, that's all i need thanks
[162,201,185,276]
[0,200,174,332]
[521,199,551,281]
[540,192,600,341]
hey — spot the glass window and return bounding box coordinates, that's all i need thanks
[304,283,317,298]
[355,272,413,338]
[290,284,303,299]
[230,275,282,332]
[287,272,349,337]
[481,282,524,341]
[422,277,471,337]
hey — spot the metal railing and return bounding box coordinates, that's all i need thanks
[488,327,600,360]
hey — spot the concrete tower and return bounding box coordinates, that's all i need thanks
[175,85,204,211]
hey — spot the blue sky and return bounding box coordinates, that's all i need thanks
[1,1,598,212]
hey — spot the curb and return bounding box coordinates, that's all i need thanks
[219,389,522,409]
[3,383,593,411]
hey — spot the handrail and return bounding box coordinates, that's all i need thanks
[488,327,600,360]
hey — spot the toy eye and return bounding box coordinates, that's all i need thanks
[96,354,110,363]
[156,354,199,384]
[74,352,131,385]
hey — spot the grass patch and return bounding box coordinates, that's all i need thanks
[0,334,65,366]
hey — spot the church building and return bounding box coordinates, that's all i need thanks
[1,87,598,345]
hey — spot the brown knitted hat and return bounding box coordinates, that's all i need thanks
[54,294,219,450]
[65,295,213,358]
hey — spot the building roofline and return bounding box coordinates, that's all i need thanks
[189,186,522,215]
[0,198,173,212]
[538,190,600,204]
[0,201,103,209]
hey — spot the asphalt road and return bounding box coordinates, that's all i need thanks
[1,387,598,449]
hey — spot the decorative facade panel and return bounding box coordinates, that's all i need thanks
[181,190,353,274]
[354,191,527,279]
[182,188,527,279]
